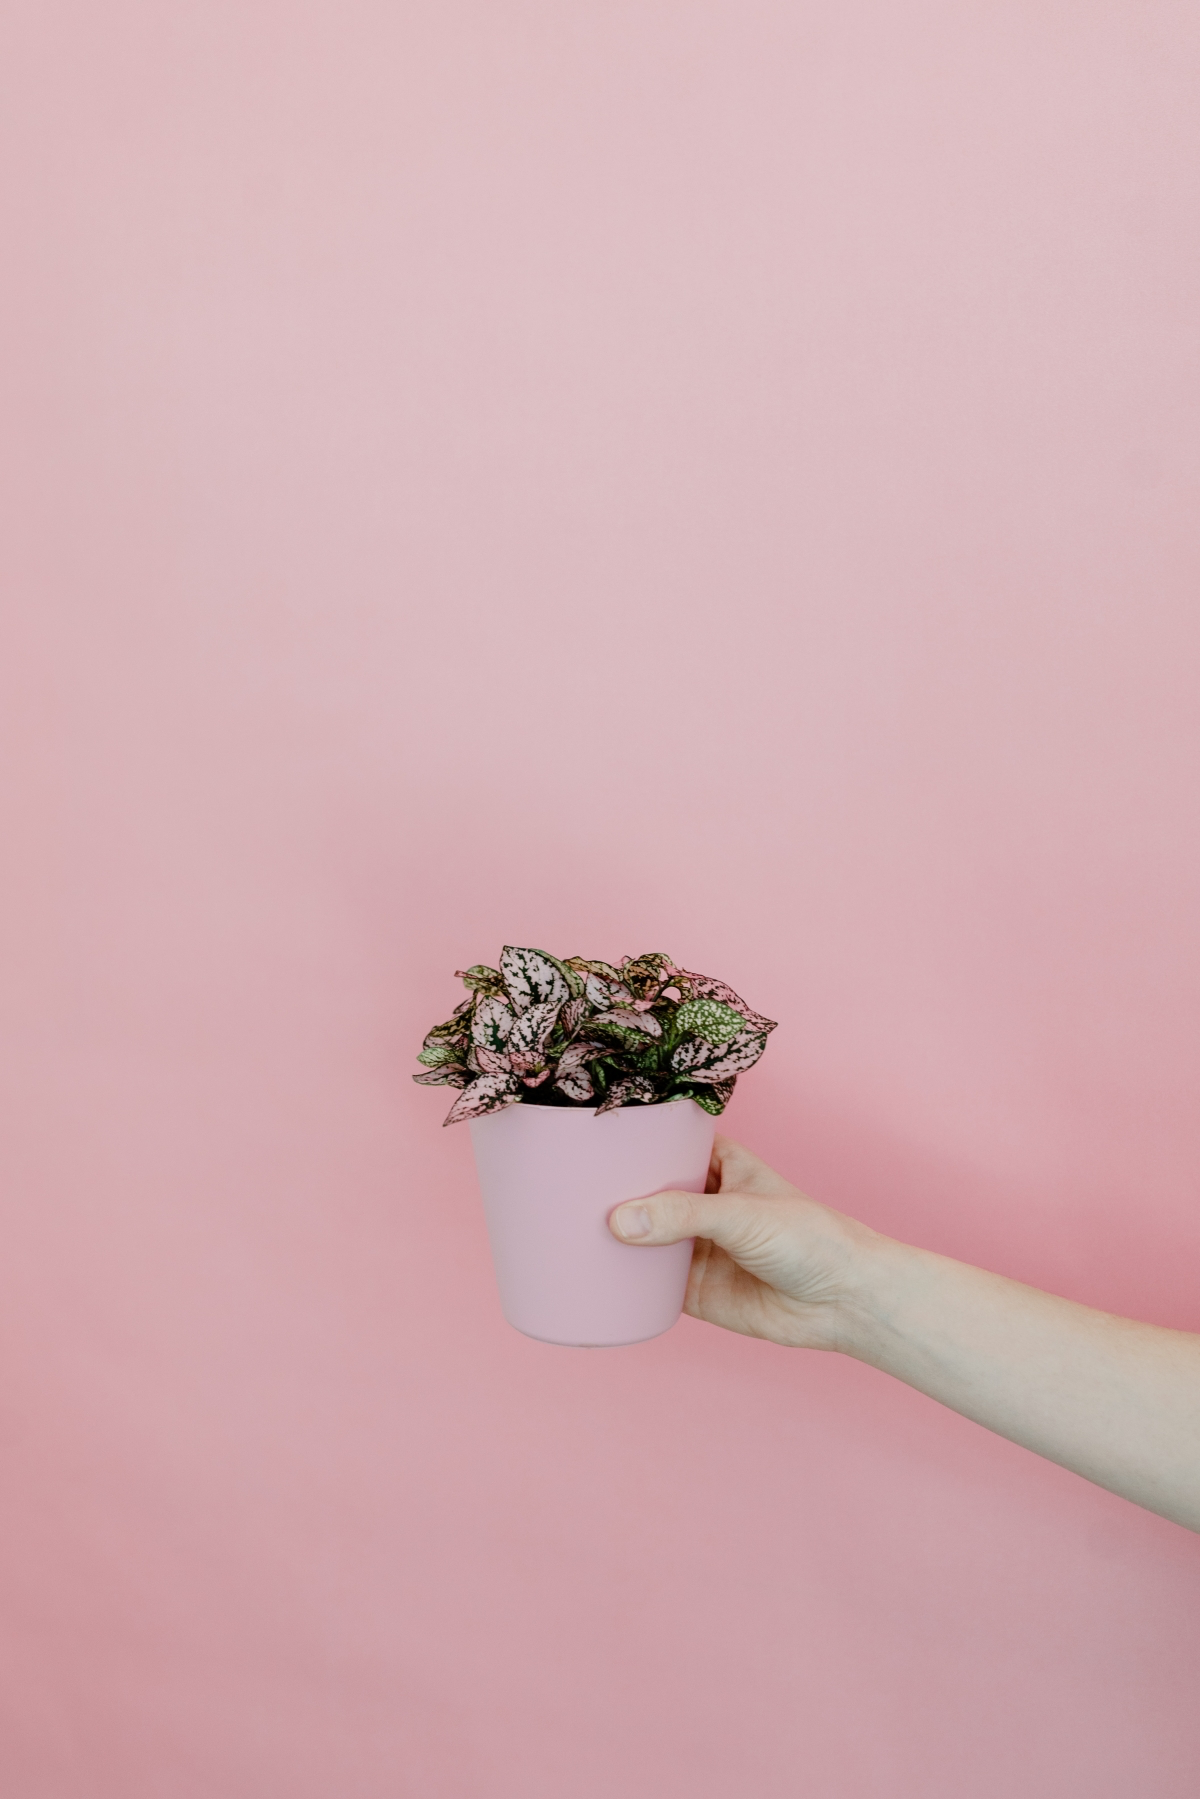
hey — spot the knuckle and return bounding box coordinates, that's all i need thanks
[649,1189,695,1236]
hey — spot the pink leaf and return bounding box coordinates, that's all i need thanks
[507,998,561,1074]
[672,1028,767,1082]
[443,1072,521,1125]
[472,996,515,1052]
[555,1066,594,1101]
[500,946,568,1015]
[596,1076,657,1115]
[584,973,611,1010]
[560,994,588,1037]
[585,972,634,1009]
[473,1044,510,1077]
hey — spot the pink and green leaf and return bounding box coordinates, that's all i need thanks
[507,997,562,1073]
[674,970,777,1034]
[500,946,570,1015]
[412,1066,469,1088]
[689,1080,735,1115]
[456,965,505,995]
[569,958,625,984]
[672,1028,767,1081]
[585,972,634,1009]
[672,997,744,1046]
[559,994,589,1037]
[443,1072,521,1125]
[471,996,515,1053]
[590,1007,662,1038]
[418,950,776,1121]
[595,1075,658,1114]
[555,1066,595,1101]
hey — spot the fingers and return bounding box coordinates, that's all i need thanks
[709,1134,796,1197]
[609,1185,779,1263]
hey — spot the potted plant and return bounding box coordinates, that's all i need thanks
[415,947,776,1346]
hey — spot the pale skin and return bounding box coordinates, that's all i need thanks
[609,1136,1200,1532]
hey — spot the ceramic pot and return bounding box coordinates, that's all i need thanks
[468,1098,715,1346]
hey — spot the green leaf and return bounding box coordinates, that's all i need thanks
[456,965,505,995]
[673,997,744,1046]
[418,1041,464,1069]
[673,970,777,1034]
[423,1014,469,1045]
[590,1007,662,1039]
[686,1081,734,1116]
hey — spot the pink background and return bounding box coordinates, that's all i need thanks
[3,2,1199,1793]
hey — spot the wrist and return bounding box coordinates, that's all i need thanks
[828,1227,921,1362]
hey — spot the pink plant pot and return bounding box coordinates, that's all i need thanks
[468,1098,715,1346]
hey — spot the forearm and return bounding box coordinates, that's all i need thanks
[842,1238,1200,1531]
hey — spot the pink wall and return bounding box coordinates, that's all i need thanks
[3,3,1199,1793]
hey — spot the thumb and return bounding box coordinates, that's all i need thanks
[609,1186,775,1261]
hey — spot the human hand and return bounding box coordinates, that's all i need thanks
[610,1136,1200,1531]
[608,1134,880,1351]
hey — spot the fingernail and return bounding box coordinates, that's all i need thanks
[614,1204,652,1240]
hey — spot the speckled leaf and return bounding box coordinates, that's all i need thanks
[443,1072,521,1125]
[618,953,675,998]
[675,971,777,1033]
[559,994,588,1037]
[412,1066,469,1087]
[545,952,586,999]
[672,1028,767,1082]
[620,953,673,976]
[672,998,744,1046]
[555,1067,595,1101]
[569,959,625,984]
[590,1007,662,1038]
[585,972,634,1009]
[595,1075,658,1114]
[456,965,505,995]
[585,973,612,1009]
[500,946,569,1015]
[418,949,776,1120]
[422,1008,470,1045]
[471,996,515,1053]
[554,1043,602,1099]
[507,998,562,1073]
[688,1080,735,1115]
